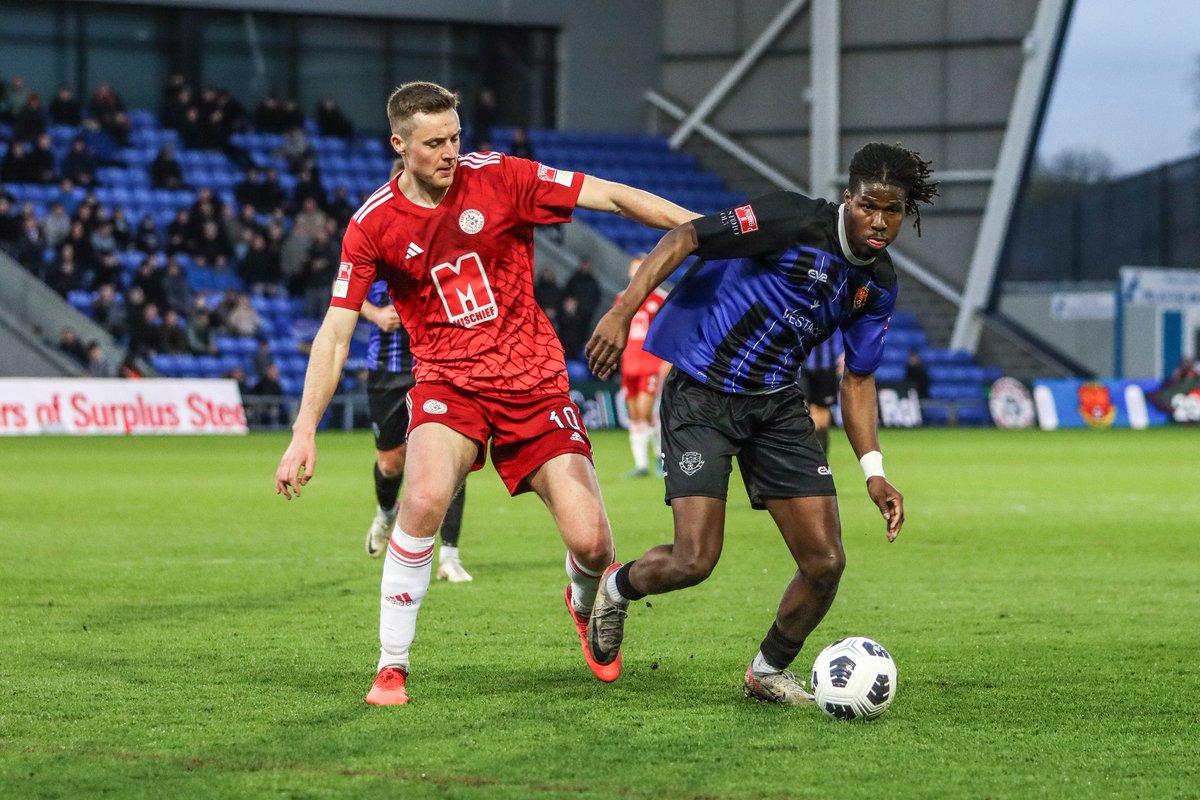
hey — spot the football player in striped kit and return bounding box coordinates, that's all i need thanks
[585,143,937,705]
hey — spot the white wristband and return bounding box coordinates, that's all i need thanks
[859,450,885,481]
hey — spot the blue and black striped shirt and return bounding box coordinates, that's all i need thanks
[645,191,895,394]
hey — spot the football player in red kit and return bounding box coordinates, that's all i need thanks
[618,254,671,477]
[275,81,696,705]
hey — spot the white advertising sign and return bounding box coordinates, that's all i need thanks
[0,378,248,436]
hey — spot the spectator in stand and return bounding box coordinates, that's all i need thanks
[186,302,218,355]
[160,309,191,354]
[259,168,288,211]
[252,337,275,377]
[555,294,591,361]
[326,185,355,228]
[178,106,208,149]
[41,201,72,249]
[0,195,20,252]
[508,127,534,160]
[58,328,89,366]
[277,125,316,174]
[188,187,225,239]
[13,216,45,271]
[60,137,98,187]
[241,230,282,294]
[904,348,930,399]
[89,220,119,261]
[149,143,186,190]
[533,269,563,325]
[234,166,264,209]
[13,93,47,142]
[160,255,192,315]
[193,220,233,268]
[62,221,95,270]
[92,251,123,292]
[563,258,601,324]
[29,132,57,184]
[48,86,82,126]
[222,293,261,337]
[315,96,354,139]
[130,302,165,356]
[253,92,292,133]
[88,83,131,146]
[133,214,160,253]
[291,167,326,212]
[85,341,115,378]
[91,283,126,340]
[131,254,166,308]
[50,178,80,214]
[165,208,192,254]
[44,245,83,296]
[109,206,132,250]
[250,363,289,426]
[223,203,262,259]
[0,140,40,183]
[299,225,338,318]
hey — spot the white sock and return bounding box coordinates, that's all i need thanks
[565,551,605,613]
[629,424,651,470]
[751,651,781,676]
[603,570,629,605]
[439,544,459,564]
[377,528,434,672]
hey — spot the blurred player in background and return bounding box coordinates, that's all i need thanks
[618,253,671,478]
[802,329,843,455]
[275,81,696,705]
[585,142,937,706]
[362,276,471,583]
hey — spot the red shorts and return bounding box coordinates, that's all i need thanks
[406,382,593,495]
[621,370,662,398]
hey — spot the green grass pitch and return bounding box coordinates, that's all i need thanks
[1,426,1197,799]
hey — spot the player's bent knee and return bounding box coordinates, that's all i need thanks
[667,553,717,589]
[801,550,845,592]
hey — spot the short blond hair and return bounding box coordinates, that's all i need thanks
[386,81,459,140]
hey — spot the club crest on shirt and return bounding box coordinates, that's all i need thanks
[422,399,448,415]
[459,209,485,234]
[853,286,870,309]
[679,451,705,475]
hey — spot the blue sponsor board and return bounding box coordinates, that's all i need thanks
[1031,378,1169,430]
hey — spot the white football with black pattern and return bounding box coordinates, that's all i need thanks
[811,636,898,720]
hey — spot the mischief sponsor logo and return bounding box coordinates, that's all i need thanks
[734,204,758,234]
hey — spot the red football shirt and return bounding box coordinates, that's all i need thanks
[333,153,583,395]
[618,287,670,376]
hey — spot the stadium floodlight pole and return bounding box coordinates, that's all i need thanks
[808,0,840,201]
[950,0,1074,352]
[668,0,809,150]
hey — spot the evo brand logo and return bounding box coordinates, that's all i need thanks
[818,466,832,475]
[808,269,828,282]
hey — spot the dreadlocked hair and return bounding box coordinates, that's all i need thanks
[847,143,939,235]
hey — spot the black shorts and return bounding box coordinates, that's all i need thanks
[660,368,835,510]
[367,370,416,451]
[804,368,840,408]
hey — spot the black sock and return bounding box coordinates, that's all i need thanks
[440,483,466,547]
[374,462,402,511]
[615,561,646,602]
[759,622,805,671]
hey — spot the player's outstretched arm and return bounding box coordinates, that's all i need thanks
[275,306,359,500]
[841,370,904,541]
[576,174,699,231]
[586,222,698,379]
